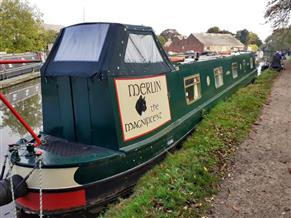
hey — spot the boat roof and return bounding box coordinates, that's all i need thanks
[66,22,155,32]
[41,22,174,78]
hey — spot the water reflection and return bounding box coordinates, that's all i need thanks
[1,94,42,137]
[0,79,42,139]
[0,78,42,218]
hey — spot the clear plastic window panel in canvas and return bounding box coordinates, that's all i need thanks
[54,24,109,62]
[124,34,163,63]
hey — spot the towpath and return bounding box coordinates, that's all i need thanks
[210,63,291,218]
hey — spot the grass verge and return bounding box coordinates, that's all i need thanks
[102,70,277,218]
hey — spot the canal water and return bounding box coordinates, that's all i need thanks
[0,78,42,218]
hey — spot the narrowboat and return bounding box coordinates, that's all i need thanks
[0,53,43,81]
[0,22,257,215]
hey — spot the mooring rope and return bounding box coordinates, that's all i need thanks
[8,158,17,218]
[38,156,43,218]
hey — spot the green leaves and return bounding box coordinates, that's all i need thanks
[264,27,291,51]
[157,35,167,46]
[0,0,57,52]
[235,30,262,47]
[265,0,291,28]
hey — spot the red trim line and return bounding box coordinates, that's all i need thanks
[0,59,41,64]
[17,189,86,212]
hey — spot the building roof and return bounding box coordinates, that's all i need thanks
[192,33,244,47]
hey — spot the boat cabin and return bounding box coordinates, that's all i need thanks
[41,23,174,150]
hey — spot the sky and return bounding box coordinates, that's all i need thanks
[30,0,273,41]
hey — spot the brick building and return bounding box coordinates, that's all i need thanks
[162,31,244,54]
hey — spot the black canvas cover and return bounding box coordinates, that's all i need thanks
[41,23,174,78]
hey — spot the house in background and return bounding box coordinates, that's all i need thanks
[191,33,244,54]
[162,31,244,54]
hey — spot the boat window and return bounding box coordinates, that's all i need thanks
[184,74,201,104]
[250,58,254,69]
[124,34,163,63]
[243,59,246,72]
[243,59,246,66]
[54,24,109,61]
[214,67,224,88]
[232,62,238,78]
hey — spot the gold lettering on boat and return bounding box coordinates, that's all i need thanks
[115,75,171,141]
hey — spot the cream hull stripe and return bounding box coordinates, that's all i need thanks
[13,165,80,190]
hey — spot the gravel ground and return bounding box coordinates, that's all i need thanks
[210,64,291,218]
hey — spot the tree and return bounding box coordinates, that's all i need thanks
[248,44,259,52]
[207,26,220,33]
[219,29,233,35]
[157,35,167,46]
[235,29,263,48]
[264,27,291,51]
[265,0,291,28]
[207,26,233,34]
[43,30,58,45]
[0,0,57,53]
[248,32,263,47]
[235,29,249,45]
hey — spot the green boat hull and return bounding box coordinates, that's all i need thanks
[13,53,257,215]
